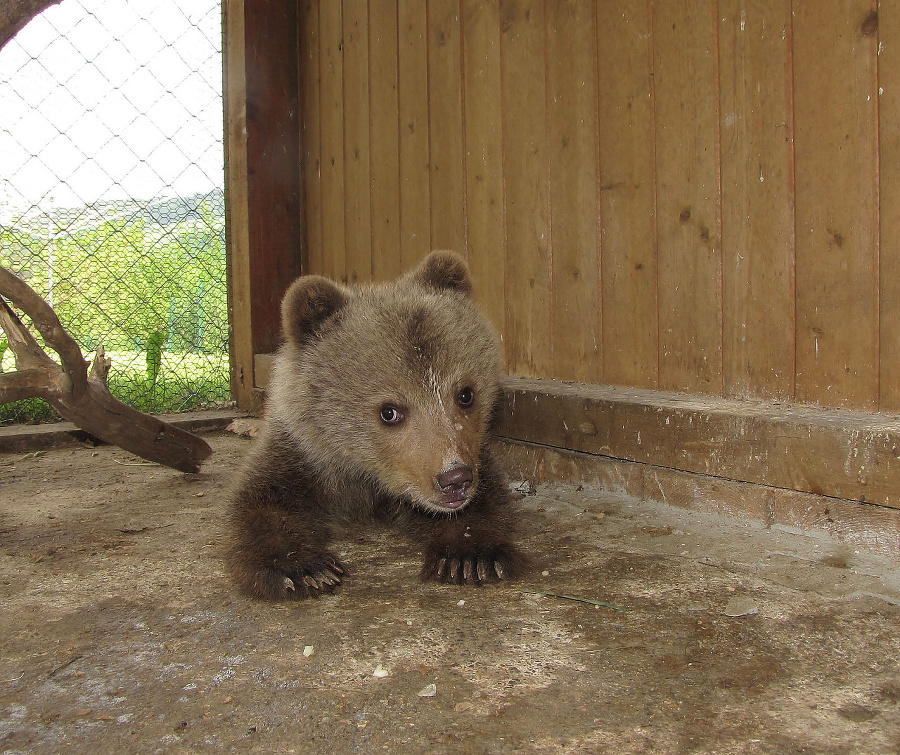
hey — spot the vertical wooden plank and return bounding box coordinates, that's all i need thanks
[461,0,506,353]
[653,0,723,394]
[545,0,600,382]
[428,0,466,254]
[719,0,795,401]
[880,4,900,411]
[319,0,346,282]
[595,0,658,389]
[369,0,401,282]
[398,0,431,268]
[793,0,879,409]
[244,0,302,357]
[501,0,550,377]
[299,0,322,278]
[225,0,302,409]
[223,0,253,406]
[342,0,372,284]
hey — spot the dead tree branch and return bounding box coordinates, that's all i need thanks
[0,0,62,51]
[0,266,212,473]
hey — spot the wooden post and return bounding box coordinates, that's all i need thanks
[223,0,302,411]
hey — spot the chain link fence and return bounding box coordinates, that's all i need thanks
[0,0,228,425]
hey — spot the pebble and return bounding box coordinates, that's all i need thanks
[373,665,389,678]
[417,683,437,698]
[723,596,759,617]
[302,645,314,657]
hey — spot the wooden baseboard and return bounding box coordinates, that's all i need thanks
[495,377,900,510]
[496,439,900,560]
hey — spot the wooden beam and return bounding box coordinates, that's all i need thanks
[223,0,302,410]
[495,377,900,509]
[497,441,900,561]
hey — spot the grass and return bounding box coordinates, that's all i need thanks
[0,349,231,425]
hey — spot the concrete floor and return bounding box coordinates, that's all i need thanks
[1,431,899,754]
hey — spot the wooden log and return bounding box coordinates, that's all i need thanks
[0,267,211,474]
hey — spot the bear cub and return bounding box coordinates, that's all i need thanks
[227,251,526,601]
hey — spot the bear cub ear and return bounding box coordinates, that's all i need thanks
[410,250,473,296]
[281,276,349,346]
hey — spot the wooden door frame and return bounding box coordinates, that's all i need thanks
[223,0,304,411]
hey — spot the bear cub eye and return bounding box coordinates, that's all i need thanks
[456,386,475,409]
[380,404,405,425]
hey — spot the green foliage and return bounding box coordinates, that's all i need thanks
[0,194,230,424]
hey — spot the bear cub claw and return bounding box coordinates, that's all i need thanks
[422,545,526,585]
[254,556,347,600]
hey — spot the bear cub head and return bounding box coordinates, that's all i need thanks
[269,250,502,515]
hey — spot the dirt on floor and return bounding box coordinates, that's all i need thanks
[1,430,899,754]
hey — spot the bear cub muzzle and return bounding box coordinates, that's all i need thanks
[226,250,527,601]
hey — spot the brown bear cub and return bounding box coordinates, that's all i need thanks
[226,251,527,601]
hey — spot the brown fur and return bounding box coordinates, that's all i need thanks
[226,251,527,601]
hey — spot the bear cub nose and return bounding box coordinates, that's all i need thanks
[437,465,473,499]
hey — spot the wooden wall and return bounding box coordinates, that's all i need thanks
[292,0,899,413]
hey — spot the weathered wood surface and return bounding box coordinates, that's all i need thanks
[793,0,880,409]
[343,0,372,284]
[397,0,431,269]
[462,0,505,348]
[495,377,900,509]
[369,0,401,282]
[428,0,466,255]
[500,0,550,378]
[595,0,657,390]
[498,441,900,560]
[653,0,722,395]
[546,0,600,383]
[883,4,900,410]
[719,0,795,401]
